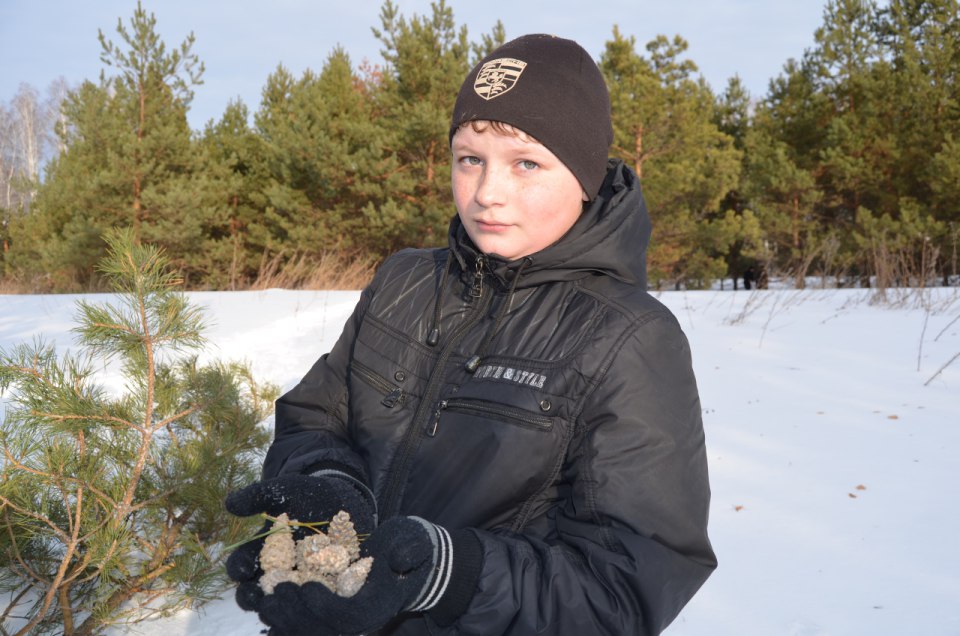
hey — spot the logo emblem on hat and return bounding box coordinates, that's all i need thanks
[474,58,527,100]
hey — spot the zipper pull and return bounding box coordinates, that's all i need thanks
[381,388,404,408]
[427,400,447,437]
[465,355,481,373]
[470,256,485,298]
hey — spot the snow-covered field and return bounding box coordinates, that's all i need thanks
[2,287,959,635]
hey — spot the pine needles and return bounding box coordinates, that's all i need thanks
[0,230,275,635]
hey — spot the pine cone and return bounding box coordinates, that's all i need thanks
[301,543,351,575]
[259,514,296,572]
[257,510,371,597]
[260,567,303,594]
[335,556,373,598]
[326,510,360,560]
[296,531,331,569]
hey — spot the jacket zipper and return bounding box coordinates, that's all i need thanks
[469,255,485,298]
[427,398,553,437]
[380,255,490,518]
[352,359,405,408]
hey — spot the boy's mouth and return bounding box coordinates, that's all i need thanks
[476,220,511,232]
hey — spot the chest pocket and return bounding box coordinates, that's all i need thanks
[351,358,407,409]
[402,375,570,530]
[432,397,552,433]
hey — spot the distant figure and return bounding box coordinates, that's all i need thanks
[743,265,756,290]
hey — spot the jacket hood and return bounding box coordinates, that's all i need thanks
[448,159,651,289]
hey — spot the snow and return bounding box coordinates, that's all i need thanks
[2,287,959,635]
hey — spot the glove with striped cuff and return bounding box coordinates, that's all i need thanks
[257,515,482,636]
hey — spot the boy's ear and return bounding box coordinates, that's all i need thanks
[582,190,590,202]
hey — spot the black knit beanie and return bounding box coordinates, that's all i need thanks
[450,34,613,199]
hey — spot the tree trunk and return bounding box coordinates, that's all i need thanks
[426,140,436,183]
[133,77,147,243]
[791,195,801,250]
[230,202,240,291]
[634,125,644,179]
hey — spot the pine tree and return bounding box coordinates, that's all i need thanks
[758,0,960,286]
[714,75,752,153]
[369,0,473,254]
[9,2,204,290]
[0,230,274,635]
[601,28,741,288]
[197,100,272,289]
[741,121,824,284]
[880,0,960,282]
[811,0,893,220]
[471,19,506,60]
[250,1,502,263]
[253,49,394,262]
[713,76,758,285]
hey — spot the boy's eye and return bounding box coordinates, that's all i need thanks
[460,156,482,166]
[519,160,539,170]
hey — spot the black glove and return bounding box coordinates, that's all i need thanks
[256,516,455,636]
[224,472,376,613]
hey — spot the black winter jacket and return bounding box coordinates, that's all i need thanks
[263,160,716,635]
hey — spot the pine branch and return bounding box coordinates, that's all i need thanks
[0,494,69,543]
[0,583,34,633]
[3,444,120,512]
[12,489,84,636]
[72,558,178,636]
[28,412,136,432]
[59,586,74,636]
[74,532,124,585]
[152,402,203,432]
[2,512,50,586]
[4,441,116,509]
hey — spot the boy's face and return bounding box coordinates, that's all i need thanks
[451,123,586,262]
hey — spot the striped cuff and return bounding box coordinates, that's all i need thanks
[406,517,454,612]
[425,528,483,626]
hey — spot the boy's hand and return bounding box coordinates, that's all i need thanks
[224,473,376,612]
[256,516,447,636]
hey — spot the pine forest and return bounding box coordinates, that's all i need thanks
[1,0,959,293]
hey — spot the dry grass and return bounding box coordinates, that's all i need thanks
[249,251,378,291]
[0,251,378,294]
[0,275,43,294]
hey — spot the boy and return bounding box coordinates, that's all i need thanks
[226,33,716,635]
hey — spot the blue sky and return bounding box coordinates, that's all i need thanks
[1,1,830,130]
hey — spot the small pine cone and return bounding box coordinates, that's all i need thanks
[271,512,293,530]
[260,568,302,595]
[259,516,296,572]
[326,510,360,560]
[301,543,352,575]
[296,532,331,570]
[335,556,373,598]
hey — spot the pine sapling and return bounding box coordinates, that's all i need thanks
[0,230,276,635]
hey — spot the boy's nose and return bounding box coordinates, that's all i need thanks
[474,167,507,207]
